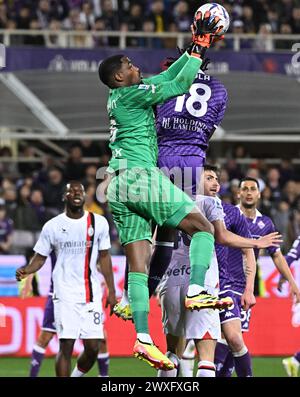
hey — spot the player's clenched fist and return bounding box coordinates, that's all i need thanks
[16,266,29,281]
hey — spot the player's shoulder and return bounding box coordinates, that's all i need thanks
[43,213,65,230]
[196,194,222,208]
[222,201,239,214]
[93,213,109,228]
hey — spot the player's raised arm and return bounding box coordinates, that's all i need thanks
[145,11,220,85]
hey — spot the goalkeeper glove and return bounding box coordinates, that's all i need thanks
[191,11,224,56]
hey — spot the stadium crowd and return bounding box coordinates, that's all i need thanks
[0,141,300,259]
[0,0,299,48]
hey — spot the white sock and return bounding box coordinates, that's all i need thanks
[33,344,46,354]
[157,352,179,378]
[137,333,153,344]
[232,346,248,357]
[196,360,216,377]
[120,290,129,306]
[71,365,86,377]
[187,284,205,297]
[180,340,195,377]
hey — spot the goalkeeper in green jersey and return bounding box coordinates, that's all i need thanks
[98,12,229,371]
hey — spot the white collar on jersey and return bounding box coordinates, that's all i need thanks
[236,204,262,223]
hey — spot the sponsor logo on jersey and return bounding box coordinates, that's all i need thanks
[138,84,150,90]
[61,228,68,234]
[166,264,191,277]
[224,311,235,318]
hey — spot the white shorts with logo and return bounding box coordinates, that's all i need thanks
[160,283,221,340]
[53,298,104,339]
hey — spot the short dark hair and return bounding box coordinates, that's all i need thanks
[204,164,220,175]
[239,177,260,189]
[98,55,124,88]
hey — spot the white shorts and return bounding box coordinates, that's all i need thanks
[160,284,221,341]
[53,299,104,340]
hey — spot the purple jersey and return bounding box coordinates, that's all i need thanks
[286,235,300,266]
[156,70,227,157]
[216,203,251,293]
[0,218,13,243]
[239,207,279,261]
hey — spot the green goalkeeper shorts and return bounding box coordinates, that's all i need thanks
[107,167,196,245]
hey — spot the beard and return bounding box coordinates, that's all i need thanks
[242,202,255,209]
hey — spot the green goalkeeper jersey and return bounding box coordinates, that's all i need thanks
[107,52,202,172]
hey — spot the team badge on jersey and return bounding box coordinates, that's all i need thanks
[257,220,265,229]
[88,226,94,237]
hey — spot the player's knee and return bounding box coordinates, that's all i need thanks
[226,333,244,352]
[37,332,54,348]
[85,343,100,359]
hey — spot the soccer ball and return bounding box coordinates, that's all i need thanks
[194,3,230,35]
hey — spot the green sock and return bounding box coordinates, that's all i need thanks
[128,272,149,334]
[189,231,215,286]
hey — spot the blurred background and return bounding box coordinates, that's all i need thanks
[0,0,300,376]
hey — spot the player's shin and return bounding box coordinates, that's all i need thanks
[148,241,174,296]
[214,340,232,377]
[232,346,252,377]
[188,231,214,292]
[128,272,150,339]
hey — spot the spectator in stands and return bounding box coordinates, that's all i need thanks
[79,0,95,29]
[246,167,266,192]
[80,139,101,157]
[2,183,18,218]
[42,166,65,214]
[84,183,104,215]
[63,7,80,29]
[0,198,14,254]
[267,7,280,33]
[272,200,291,252]
[92,16,109,47]
[24,19,46,46]
[101,0,120,46]
[12,184,42,232]
[30,188,51,227]
[16,6,31,30]
[173,1,190,32]
[227,20,252,49]
[253,23,274,52]
[138,17,161,49]
[0,146,19,179]
[83,164,98,186]
[46,19,67,47]
[291,6,300,34]
[242,5,256,33]
[283,180,299,208]
[122,2,143,47]
[266,167,282,203]
[259,186,273,217]
[277,22,293,49]
[70,20,93,47]
[147,0,172,48]
[65,144,86,180]
[0,1,7,29]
